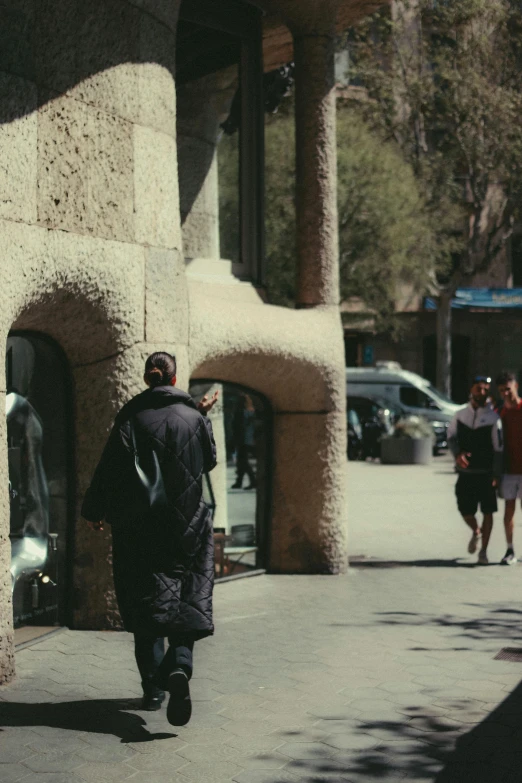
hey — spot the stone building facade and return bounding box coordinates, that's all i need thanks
[0,0,383,683]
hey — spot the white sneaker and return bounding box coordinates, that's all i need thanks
[501,549,517,566]
[477,550,489,565]
[468,531,481,554]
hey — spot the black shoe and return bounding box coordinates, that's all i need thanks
[231,482,242,489]
[166,669,192,726]
[141,692,165,711]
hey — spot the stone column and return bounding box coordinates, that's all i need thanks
[294,30,339,307]
[270,411,347,574]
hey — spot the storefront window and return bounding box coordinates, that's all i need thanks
[6,334,71,630]
[190,381,271,579]
[177,0,264,281]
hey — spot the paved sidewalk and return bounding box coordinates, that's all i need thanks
[2,459,522,783]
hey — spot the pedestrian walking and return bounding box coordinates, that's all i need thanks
[230,393,257,490]
[495,370,522,565]
[448,375,503,565]
[81,352,218,725]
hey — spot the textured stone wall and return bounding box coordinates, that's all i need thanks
[177,68,238,259]
[0,0,184,682]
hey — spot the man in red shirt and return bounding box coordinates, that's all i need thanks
[496,371,522,565]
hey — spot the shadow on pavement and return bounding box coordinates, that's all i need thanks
[259,681,522,782]
[349,558,475,569]
[373,605,522,645]
[0,698,177,744]
[434,679,522,782]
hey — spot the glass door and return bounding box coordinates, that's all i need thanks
[7,333,72,631]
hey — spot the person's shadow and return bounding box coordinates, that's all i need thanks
[0,698,177,744]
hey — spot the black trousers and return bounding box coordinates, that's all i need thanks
[236,444,256,486]
[134,634,194,696]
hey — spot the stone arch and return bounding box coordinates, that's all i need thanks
[0,243,155,683]
[187,292,347,576]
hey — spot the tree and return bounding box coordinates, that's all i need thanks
[260,99,434,324]
[336,106,434,329]
[351,0,522,395]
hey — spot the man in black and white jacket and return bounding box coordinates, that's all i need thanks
[448,375,503,565]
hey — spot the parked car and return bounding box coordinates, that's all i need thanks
[346,362,462,451]
[348,394,448,456]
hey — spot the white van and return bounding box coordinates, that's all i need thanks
[346,362,463,427]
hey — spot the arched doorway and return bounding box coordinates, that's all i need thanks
[189,380,272,579]
[6,333,73,640]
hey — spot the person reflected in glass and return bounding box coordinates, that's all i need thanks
[7,390,51,600]
[81,352,218,725]
[231,393,257,490]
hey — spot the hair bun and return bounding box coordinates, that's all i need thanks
[146,367,164,386]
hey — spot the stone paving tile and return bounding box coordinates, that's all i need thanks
[21,752,85,773]
[232,771,300,783]
[4,461,522,781]
[0,764,32,783]
[18,775,86,783]
[178,759,245,781]
[75,761,137,781]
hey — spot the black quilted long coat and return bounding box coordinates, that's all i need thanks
[81,386,217,639]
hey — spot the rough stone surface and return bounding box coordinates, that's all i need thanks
[0,73,37,224]
[271,412,348,574]
[294,33,339,307]
[181,150,220,259]
[0,219,145,364]
[126,0,180,31]
[134,124,181,250]
[37,94,135,242]
[72,0,140,122]
[177,68,237,253]
[0,1,35,83]
[189,285,346,415]
[145,247,188,344]
[138,11,177,137]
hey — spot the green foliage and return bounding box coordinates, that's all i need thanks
[351,0,522,286]
[337,107,434,325]
[218,132,240,264]
[264,101,296,307]
[262,100,434,323]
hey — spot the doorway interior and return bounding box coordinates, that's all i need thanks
[190,380,272,580]
[6,333,73,644]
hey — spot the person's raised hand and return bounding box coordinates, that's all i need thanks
[456,452,471,470]
[198,390,219,415]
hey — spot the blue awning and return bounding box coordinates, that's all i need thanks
[424,289,522,310]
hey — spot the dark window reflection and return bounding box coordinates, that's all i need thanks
[6,334,71,629]
[190,381,271,579]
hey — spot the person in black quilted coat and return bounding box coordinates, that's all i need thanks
[81,352,218,725]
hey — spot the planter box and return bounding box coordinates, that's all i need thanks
[380,436,432,465]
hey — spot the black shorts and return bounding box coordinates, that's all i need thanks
[455,473,497,516]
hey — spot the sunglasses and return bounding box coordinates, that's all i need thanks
[473,375,491,384]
